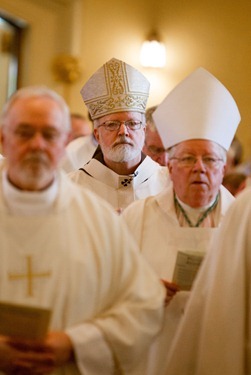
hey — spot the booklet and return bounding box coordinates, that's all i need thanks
[172,250,205,291]
[0,301,51,340]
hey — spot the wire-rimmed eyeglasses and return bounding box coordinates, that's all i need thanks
[97,120,144,131]
[169,155,224,168]
[145,144,169,155]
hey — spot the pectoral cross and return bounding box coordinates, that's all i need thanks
[9,255,51,297]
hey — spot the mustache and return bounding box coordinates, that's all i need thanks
[23,152,49,164]
[113,136,133,147]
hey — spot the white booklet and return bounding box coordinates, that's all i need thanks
[0,301,51,339]
[172,250,205,291]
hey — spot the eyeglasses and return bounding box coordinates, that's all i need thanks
[97,120,144,131]
[13,126,62,142]
[170,155,224,168]
[145,144,168,155]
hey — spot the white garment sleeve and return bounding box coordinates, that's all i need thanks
[66,323,114,375]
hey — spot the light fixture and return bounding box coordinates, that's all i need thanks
[51,54,83,103]
[140,30,166,68]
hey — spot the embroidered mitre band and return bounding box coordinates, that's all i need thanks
[81,58,150,120]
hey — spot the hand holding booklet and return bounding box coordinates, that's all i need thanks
[172,250,205,291]
[0,302,51,340]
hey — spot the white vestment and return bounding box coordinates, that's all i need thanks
[165,187,251,375]
[60,134,98,173]
[0,170,165,375]
[68,151,170,212]
[122,184,235,375]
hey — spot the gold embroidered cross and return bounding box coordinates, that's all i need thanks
[8,255,51,297]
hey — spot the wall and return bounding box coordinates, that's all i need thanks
[0,0,251,160]
[79,0,251,161]
[0,0,80,99]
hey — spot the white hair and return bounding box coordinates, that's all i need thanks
[1,86,71,131]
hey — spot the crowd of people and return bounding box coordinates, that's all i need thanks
[0,57,250,374]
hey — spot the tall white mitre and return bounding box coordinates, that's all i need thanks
[153,67,241,151]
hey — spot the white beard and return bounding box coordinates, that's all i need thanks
[100,135,144,163]
[105,144,142,162]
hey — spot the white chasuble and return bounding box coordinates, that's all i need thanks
[68,154,170,212]
[165,187,251,375]
[122,184,235,375]
[0,171,165,375]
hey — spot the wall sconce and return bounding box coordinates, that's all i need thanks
[51,53,83,103]
[140,30,166,68]
[52,54,82,84]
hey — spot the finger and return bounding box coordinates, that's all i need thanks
[161,279,180,291]
[14,357,55,375]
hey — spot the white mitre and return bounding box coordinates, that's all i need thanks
[153,67,241,151]
[80,57,150,120]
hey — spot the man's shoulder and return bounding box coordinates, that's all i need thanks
[138,156,170,179]
[61,136,97,173]
[61,171,117,213]
[229,186,251,215]
[123,192,158,217]
[66,135,95,151]
[140,155,161,169]
[67,168,86,182]
[67,158,107,182]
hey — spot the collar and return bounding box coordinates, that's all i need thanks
[82,152,162,188]
[155,184,235,223]
[2,169,59,215]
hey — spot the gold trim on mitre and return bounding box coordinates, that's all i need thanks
[80,58,150,119]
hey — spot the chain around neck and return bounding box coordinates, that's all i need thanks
[174,193,219,227]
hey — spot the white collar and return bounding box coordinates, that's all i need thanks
[2,169,59,215]
[176,195,215,214]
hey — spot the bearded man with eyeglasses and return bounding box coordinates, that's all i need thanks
[122,68,241,375]
[68,58,170,213]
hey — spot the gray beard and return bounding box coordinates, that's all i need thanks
[102,144,141,163]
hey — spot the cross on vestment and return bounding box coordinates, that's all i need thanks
[8,255,51,297]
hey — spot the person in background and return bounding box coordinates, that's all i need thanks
[68,58,170,213]
[222,171,248,196]
[61,112,97,172]
[122,67,241,375]
[164,186,251,375]
[143,106,168,166]
[225,135,243,173]
[67,113,92,143]
[0,85,165,375]
[231,137,251,176]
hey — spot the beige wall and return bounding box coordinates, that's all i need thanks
[1,0,251,160]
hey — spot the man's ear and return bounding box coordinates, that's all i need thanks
[0,128,5,155]
[93,128,100,143]
[167,160,173,174]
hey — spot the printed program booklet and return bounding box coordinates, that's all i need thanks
[0,301,51,339]
[172,250,205,291]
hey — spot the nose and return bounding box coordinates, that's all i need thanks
[192,157,207,171]
[29,132,46,149]
[118,122,130,136]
